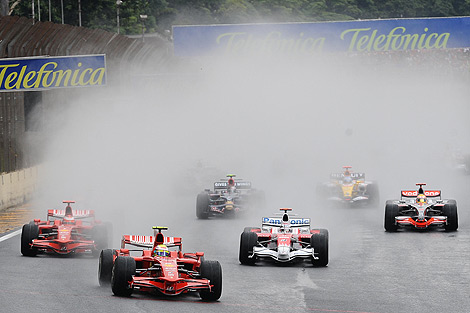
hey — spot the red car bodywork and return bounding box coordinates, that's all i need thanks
[100,227,222,301]
[21,201,108,256]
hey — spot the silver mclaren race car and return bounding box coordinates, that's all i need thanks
[384,183,458,232]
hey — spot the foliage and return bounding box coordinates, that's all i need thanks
[8,0,470,35]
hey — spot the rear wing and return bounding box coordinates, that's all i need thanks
[261,217,310,228]
[121,235,182,249]
[401,190,441,199]
[214,181,252,190]
[47,209,95,219]
[330,173,365,180]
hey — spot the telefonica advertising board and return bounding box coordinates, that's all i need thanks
[0,54,106,92]
[173,17,470,57]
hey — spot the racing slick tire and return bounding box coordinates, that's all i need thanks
[239,231,258,265]
[199,260,223,301]
[196,192,210,219]
[21,223,39,256]
[111,256,136,297]
[443,201,458,231]
[98,249,116,286]
[310,229,329,267]
[384,203,399,232]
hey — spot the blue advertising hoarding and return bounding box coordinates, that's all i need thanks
[0,54,106,92]
[173,17,470,57]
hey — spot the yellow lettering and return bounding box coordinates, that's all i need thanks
[33,62,57,88]
[78,68,93,85]
[435,33,450,48]
[340,28,371,51]
[53,69,72,86]
[0,64,19,89]
[373,34,387,51]
[89,68,105,85]
[23,71,37,88]
[4,72,18,89]
[424,33,438,49]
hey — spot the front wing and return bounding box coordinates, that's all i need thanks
[132,277,212,296]
[252,246,315,262]
[31,239,96,254]
[395,216,447,229]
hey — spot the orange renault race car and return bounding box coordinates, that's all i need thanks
[98,226,222,301]
[316,166,379,206]
[20,201,110,256]
[384,184,458,232]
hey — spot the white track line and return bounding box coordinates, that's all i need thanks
[0,229,21,243]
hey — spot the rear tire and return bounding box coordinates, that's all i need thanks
[196,192,210,219]
[199,260,222,301]
[21,223,39,256]
[111,256,136,297]
[443,202,458,231]
[239,231,258,265]
[384,203,399,232]
[310,229,328,267]
[98,249,115,286]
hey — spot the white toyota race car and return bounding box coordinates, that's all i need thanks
[239,208,328,266]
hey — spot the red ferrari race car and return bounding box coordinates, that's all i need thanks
[98,226,222,301]
[21,201,110,256]
[384,184,458,232]
[239,208,328,266]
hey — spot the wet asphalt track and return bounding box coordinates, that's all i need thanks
[1,176,470,313]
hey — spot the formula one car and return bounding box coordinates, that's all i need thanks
[316,166,379,206]
[239,208,328,266]
[196,174,265,219]
[21,201,110,256]
[384,183,458,232]
[98,226,222,301]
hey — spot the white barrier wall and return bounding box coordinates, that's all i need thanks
[0,167,38,210]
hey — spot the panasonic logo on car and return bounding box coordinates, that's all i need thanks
[262,218,310,225]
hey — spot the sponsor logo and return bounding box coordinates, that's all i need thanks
[402,190,440,197]
[262,218,310,225]
[0,55,106,91]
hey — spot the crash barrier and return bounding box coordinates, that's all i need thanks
[0,15,173,173]
[0,166,38,210]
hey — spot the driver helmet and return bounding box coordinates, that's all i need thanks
[153,244,170,257]
[228,177,235,187]
[343,176,353,184]
[416,194,427,204]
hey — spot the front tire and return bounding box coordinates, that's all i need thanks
[111,256,136,297]
[21,223,39,256]
[239,231,258,265]
[196,192,210,219]
[98,249,116,286]
[310,229,329,267]
[199,260,222,301]
[384,202,399,232]
[443,201,458,231]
